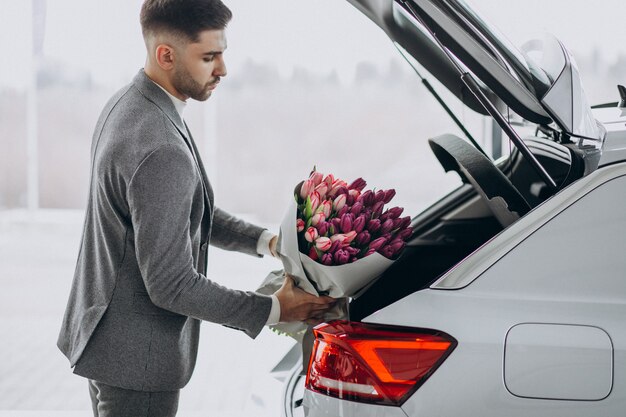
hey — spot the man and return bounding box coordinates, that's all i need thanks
[57,0,334,415]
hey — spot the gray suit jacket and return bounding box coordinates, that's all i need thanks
[57,69,272,391]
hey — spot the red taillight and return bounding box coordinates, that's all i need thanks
[305,320,456,406]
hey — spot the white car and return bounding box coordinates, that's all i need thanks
[274,0,626,416]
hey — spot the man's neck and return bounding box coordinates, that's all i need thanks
[144,68,187,120]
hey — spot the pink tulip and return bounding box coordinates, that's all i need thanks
[320,200,332,218]
[353,215,366,233]
[300,180,314,199]
[330,234,346,245]
[348,177,367,192]
[304,227,319,243]
[367,219,381,234]
[383,189,396,204]
[349,189,361,201]
[328,180,347,198]
[310,191,321,214]
[368,236,388,252]
[333,194,347,212]
[309,246,319,261]
[364,248,376,257]
[311,212,325,226]
[314,183,328,200]
[310,171,323,186]
[350,257,358,263]
[296,218,305,232]
[380,219,394,235]
[321,253,334,265]
[355,230,371,246]
[315,237,332,252]
[340,214,353,233]
[323,174,335,187]
[344,230,358,245]
[334,249,350,265]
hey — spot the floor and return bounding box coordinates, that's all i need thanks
[0,209,294,416]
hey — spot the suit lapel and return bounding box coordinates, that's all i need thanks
[132,69,214,216]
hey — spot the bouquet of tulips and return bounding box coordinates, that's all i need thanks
[297,171,412,266]
[258,169,413,340]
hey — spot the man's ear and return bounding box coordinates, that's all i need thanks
[155,44,176,71]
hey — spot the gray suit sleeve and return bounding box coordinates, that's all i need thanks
[127,144,271,338]
[211,207,266,257]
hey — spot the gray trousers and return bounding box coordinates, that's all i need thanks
[88,379,180,417]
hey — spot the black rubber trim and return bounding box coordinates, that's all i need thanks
[429,134,531,222]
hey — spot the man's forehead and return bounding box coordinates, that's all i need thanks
[193,29,227,51]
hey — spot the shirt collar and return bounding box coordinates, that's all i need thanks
[151,80,187,121]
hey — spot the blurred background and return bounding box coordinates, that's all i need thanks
[1,0,625,415]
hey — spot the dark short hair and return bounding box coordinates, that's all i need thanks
[140,0,232,42]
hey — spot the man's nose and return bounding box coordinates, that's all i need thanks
[214,57,227,77]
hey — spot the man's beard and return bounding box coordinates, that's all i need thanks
[172,64,215,102]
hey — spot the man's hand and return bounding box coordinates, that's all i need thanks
[269,235,278,258]
[274,274,335,324]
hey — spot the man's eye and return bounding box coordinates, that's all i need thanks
[203,57,215,63]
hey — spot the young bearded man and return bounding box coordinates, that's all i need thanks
[57,1,334,415]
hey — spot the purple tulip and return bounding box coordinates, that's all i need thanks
[383,189,396,204]
[372,201,384,219]
[353,215,366,233]
[329,240,342,253]
[346,194,355,206]
[358,190,375,207]
[355,230,371,246]
[374,190,386,203]
[394,216,411,231]
[337,205,350,218]
[345,246,360,257]
[350,202,364,216]
[317,221,329,236]
[321,253,334,265]
[340,214,353,233]
[334,249,350,265]
[368,236,388,252]
[350,257,358,263]
[348,177,367,192]
[335,186,349,197]
[380,219,394,235]
[379,244,395,259]
[396,227,413,241]
[387,206,404,219]
[364,248,376,257]
[367,219,381,234]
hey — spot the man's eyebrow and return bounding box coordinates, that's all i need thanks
[202,51,223,56]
